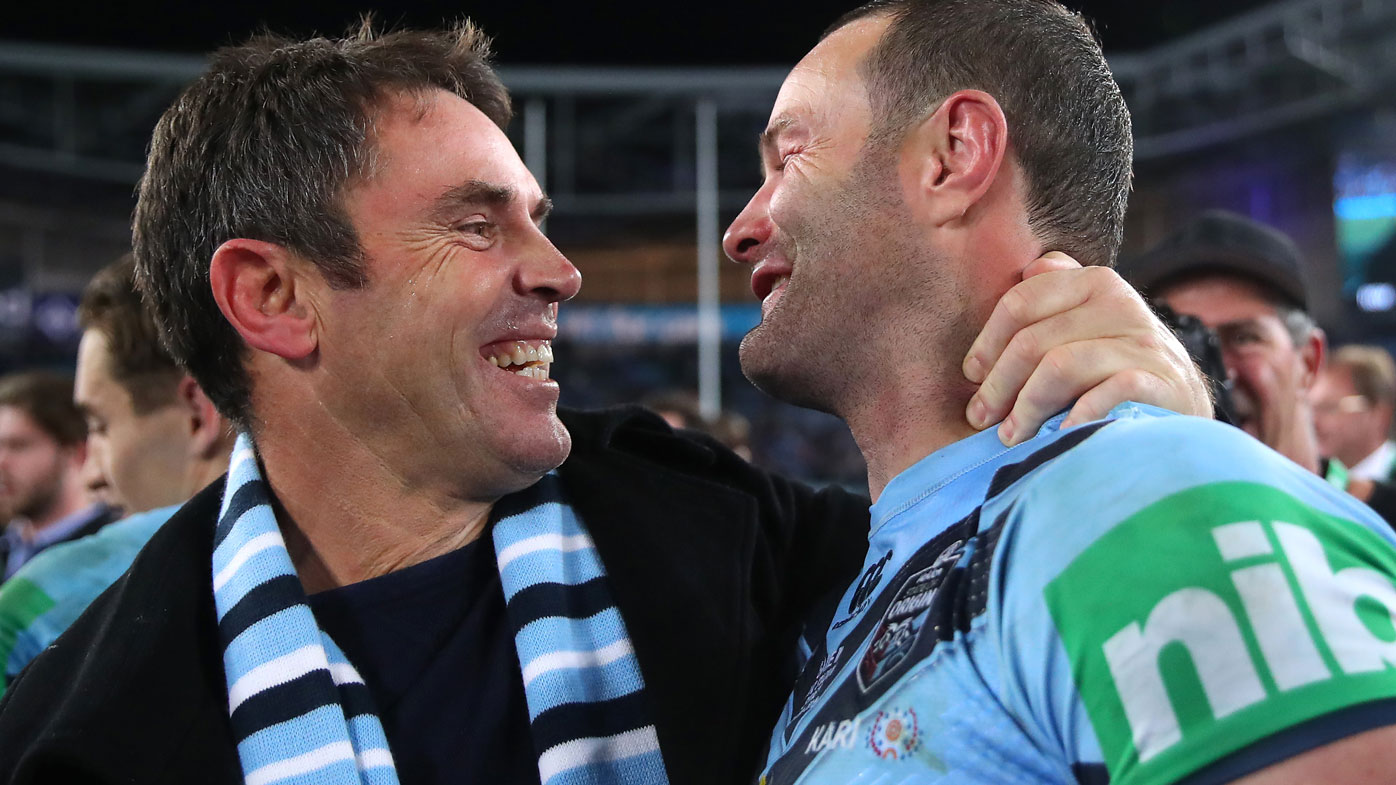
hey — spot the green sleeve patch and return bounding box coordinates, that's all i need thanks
[1044,481,1396,785]
[0,576,55,693]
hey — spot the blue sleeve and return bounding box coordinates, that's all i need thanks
[988,414,1396,785]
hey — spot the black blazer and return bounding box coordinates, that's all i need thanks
[0,406,870,784]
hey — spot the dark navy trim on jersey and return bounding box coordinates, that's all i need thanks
[1176,698,1396,785]
[986,422,1110,501]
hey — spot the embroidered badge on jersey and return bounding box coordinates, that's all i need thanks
[767,513,986,781]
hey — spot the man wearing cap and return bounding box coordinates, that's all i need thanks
[1131,211,1396,522]
[1131,210,1329,476]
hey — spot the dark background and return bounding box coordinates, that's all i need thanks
[7,1,1274,62]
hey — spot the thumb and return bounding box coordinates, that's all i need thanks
[1021,251,1082,280]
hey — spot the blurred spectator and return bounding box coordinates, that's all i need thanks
[0,255,235,693]
[1313,344,1396,482]
[642,388,753,459]
[72,255,233,513]
[641,389,703,430]
[1129,210,1396,519]
[707,409,752,462]
[0,372,114,579]
[1129,210,1326,474]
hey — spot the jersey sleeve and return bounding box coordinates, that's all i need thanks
[989,414,1396,785]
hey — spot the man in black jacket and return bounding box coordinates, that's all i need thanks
[0,22,1207,785]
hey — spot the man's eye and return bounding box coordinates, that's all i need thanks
[775,147,803,172]
[455,221,496,248]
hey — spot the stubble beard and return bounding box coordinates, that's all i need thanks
[13,453,66,523]
[740,147,911,418]
[740,144,979,430]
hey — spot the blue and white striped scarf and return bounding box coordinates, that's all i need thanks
[212,434,670,785]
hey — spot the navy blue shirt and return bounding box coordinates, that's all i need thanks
[308,533,540,785]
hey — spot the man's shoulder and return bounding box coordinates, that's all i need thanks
[985,404,1391,608]
[1006,405,1342,510]
[7,505,178,591]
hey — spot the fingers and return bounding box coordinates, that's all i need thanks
[963,263,1114,385]
[1020,250,1082,278]
[966,258,1215,438]
[996,338,1189,445]
[967,305,1129,430]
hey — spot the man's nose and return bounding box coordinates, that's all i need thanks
[519,236,583,304]
[79,442,110,495]
[723,188,775,266]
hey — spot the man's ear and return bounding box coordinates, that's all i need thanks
[176,376,231,460]
[1299,327,1327,390]
[903,89,1009,226]
[208,239,318,361]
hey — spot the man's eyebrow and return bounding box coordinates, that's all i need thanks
[431,180,516,218]
[758,115,797,158]
[532,195,554,223]
[432,180,553,226]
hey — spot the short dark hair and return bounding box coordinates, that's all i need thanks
[0,372,86,447]
[132,20,512,428]
[78,254,183,415]
[828,0,1133,266]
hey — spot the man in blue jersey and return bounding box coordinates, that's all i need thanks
[0,255,236,693]
[723,1,1396,783]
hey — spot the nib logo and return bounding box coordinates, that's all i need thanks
[1046,482,1396,785]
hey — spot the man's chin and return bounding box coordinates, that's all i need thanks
[739,342,835,415]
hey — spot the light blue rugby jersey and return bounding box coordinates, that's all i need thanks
[761,403,1396,785]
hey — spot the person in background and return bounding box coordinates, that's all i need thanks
[1133,210,1396,520]
[642,389,754,460]
[723,3,1396,782]
[0,255,235,693]
[0,372,114,580]
[1133,211,1328,474]
[1313,344,1396,482]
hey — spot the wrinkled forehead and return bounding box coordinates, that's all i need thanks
[359,89,544,209]
[770,15,889,127]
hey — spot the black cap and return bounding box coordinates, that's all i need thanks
[1123,210,1310,310]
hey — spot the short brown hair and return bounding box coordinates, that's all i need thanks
[0,372,86,447]
[1332,345,1396,410]
[132,20,512,428]
[828,0,1133,266]
[77,254,183,415]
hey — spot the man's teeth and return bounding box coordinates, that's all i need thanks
[486,341,554,379]
[769,274,790,298]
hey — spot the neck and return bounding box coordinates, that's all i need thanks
[185,444,237,501]
[846,234,1030,501]
[845,355,982,502]
[1287,403,1324,477]
[253,409,495,594]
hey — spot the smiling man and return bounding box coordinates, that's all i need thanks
[0,20,1212,785]
[723,2,1396,784]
